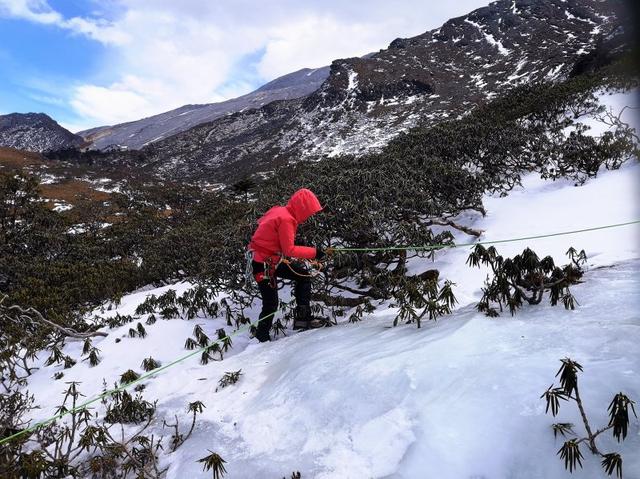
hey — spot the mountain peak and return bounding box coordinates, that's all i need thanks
[78,66,331,151]
[135,0,627,182]
[0,112,84,153]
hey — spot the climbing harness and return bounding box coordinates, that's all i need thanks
[264,255,283,288]
[245,253,323,289]
[259,257,324,288]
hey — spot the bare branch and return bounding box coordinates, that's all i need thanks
[7,304,107,339]
[424,218,483,237]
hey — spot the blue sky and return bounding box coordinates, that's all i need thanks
[0,0,490,132]
[0,13,103,120]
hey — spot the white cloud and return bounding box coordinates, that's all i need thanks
[0,0,61,24]
[70,84,151,125]
[26,92,65,107]
[2,0,492,127]
[257,15,384,79]
[0,0,129,44]
[63,16,129,45]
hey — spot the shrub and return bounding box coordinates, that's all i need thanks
[217,370,242,391]
[120,369,140,385]
[104,389,155,424]
[467,246,585,316]
[141,357,161,372]
[198,451,227,479]
[541,358,636,477]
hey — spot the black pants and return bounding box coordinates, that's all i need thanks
[252,260,311,342]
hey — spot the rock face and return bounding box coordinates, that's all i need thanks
[0,113,84,153]
[79,66,331,151]
[138,0,627,181]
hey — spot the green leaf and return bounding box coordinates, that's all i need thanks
[198,451,227,479]
[608,393,637,442]
[557,439,583,473]
[601,453,623,478]
[556,358,582,396]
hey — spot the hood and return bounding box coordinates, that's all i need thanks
[286,188,323,223]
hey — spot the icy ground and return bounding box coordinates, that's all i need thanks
[22,91,640,478]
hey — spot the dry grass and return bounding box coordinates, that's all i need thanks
[0,147,44,169]
[40,180,112,204]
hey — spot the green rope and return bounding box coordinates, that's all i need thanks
[331,220,640,253]
[0,310,277,447]
[2,219,639,447]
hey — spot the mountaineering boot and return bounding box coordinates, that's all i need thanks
[293,305,327,330]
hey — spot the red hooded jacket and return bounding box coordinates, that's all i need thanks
[249,189,322,262]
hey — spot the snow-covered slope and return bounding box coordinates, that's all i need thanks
[167,259,640,479]
[22,155,640,477]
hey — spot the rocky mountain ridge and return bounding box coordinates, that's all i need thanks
[1,0,630,182]
[0,113,84,153]
[139,0,628,181]
[78,66,330,151]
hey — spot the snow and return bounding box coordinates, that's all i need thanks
[66,222,112,235]
[545,64,564,80]
[570,89,640,138]
[95,183,122,194]
[38,173,60,185]
[347,70,358,92]
[52,202,73,212]
[507,58,529,83]
[33,254,640,478]
[90,177,112,184]
[96,281,197,318]
[142,135,165,147]
[428,162,640,306]
[471,73,488,89]
[402,95,420,106]
[465,18,511,56]
[20,109,640,476]
[87,177,123,194]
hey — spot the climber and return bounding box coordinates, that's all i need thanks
[248,188,330,342]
